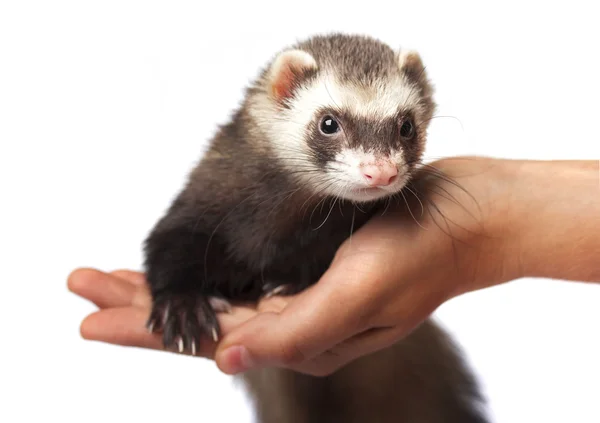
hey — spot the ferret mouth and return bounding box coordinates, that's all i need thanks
[350,186,382,193]
[344,183,400,202]
[319,173,408,203]
[342,171,412,202]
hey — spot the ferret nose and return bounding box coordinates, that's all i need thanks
[361,163,398,187]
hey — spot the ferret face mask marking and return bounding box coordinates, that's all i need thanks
[257,43,434,203]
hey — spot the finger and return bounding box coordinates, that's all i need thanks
[81,307,166,351]
[109,269,147,286]
[284,291,435,377]
[80,305,260,358]
[68,268,143,309]
[287,326,404,377]
[215,256,383,374]
[323,326,402,369]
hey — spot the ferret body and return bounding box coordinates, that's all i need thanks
[143,33,489,422]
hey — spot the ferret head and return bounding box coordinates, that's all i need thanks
[248,34,435,203]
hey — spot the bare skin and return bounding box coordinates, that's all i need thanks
[68,156,600,377]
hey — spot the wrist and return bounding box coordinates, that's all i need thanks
[406,157,599,299]
[413,157,527,296]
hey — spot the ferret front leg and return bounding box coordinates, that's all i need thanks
[143,220,232,354]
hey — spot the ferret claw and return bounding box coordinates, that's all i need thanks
[162,303,170,326]
[264,285,286,298]
[209,297,232,314]
[262,283,295,298]
[147,292,222,354]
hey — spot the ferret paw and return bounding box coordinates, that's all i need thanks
[146,292,230,355]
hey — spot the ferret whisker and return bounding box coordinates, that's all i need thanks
[310,195,330,224]
[380,195,393,217]
[423,195,461,268]
[348,204,356,244]
[264,187,305,220]
[419,186,484,238]
[415,162,480,212]
[420,191,480,248]
[400,189,427,230]
[404,183,425,217]
[437,115,463,129]
[252,186,304,212]
[313,195,338,231]
[302,179,339,218]
[415,115,464,133]
[309,178,343,220]
[333,184,350,221]
[427,181,481,224]
[319,194,329,214]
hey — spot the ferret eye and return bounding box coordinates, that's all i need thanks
[320,115,340,135]
[400,119,415,139]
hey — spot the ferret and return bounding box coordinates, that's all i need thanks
[142,33,489,422]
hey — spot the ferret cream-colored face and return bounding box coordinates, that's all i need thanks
[250,39,434,203]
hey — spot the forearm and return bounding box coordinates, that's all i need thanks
[506,160,600,283]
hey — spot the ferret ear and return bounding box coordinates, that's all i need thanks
[397,49,426,83]
[267,49,318,104]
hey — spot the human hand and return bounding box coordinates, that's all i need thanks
[212,156,600,377]
[212,156,526,376]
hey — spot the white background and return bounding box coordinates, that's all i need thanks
[1,1,599,422]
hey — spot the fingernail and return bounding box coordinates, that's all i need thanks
[220,345,255,374]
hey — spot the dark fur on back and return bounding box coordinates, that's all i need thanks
[142,33,489,422]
